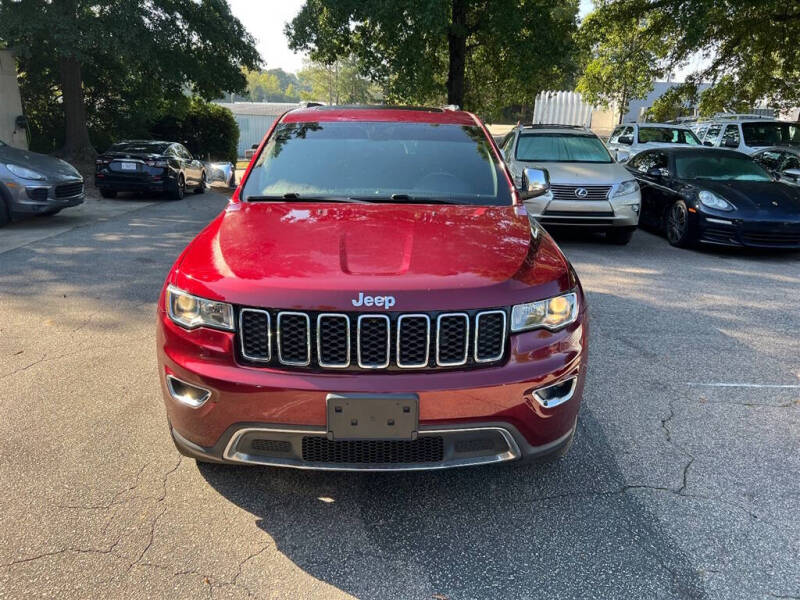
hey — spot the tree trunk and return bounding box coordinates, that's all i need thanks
[59,56,95,160]
[446,0,467,108]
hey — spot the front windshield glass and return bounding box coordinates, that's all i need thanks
[742,122,800,147]
[241,121,511,205]
[638,127,701,145]
[108,141,170,154]
[675,153,773,181]
[515,133,612,163]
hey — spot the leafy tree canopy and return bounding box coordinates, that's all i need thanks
[285,0,581,120]
[590,0,800,114]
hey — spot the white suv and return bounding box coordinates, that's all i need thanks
[698,117,800,155]
[606,123,702,162]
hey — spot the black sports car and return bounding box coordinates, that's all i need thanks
[95,140,206,200]
[625,147,800,248]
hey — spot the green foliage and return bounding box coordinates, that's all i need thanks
[151,99,239,163]
[239,68,309,102]
[0,0,260,154]
[592,0,800,112]
[285,0,581,118]
[577,12,666,121]
[298,56,382,105]
[647,84,699,122]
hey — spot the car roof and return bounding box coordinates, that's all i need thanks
[281,105,478,126]
[114,139,173,145]
[637,123,694,130]
[518,126,596,136]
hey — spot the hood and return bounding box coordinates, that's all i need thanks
[0,145,81,180]
[520,161,632,185]
[174,203,573,311]
[690,180,800,215]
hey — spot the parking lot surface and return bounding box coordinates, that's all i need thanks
[0,191,798,599]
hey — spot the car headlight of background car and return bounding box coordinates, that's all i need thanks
[698,190,734,211]
[612,179,640,198]
[6,164,45,180]
[511,292,578,332]
[167,286,234,331]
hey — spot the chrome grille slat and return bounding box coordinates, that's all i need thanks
[239,308,508,371]
[549,184,611,201]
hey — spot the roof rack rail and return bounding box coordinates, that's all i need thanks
[526,123,589,129]
[712,112,772,121]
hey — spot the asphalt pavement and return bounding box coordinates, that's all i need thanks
[0,191,798,599]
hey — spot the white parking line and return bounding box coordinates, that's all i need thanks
[687,383,800,389]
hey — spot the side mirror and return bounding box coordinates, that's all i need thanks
[782,168,800,182]
[724,139,739,148]
[647,167,669,178]
[703,140,714,147]
[615,149,630,163]
[520,167,550,200]
[618,135,633,145]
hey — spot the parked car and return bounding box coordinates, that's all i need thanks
[606,122,702,162]
[203,160,236,188]
[500,124,640,244]
[752,146,800,185]
[157,105,588,470]
[0,139,84,226]
[626,147,800,248]
[699,117,800,155]
[95,140,206,199]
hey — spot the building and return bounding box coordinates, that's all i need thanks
[215,102,302,158]
[0,49,28,149]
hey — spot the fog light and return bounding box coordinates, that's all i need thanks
[532,377,577,409]
[166,375,211,408]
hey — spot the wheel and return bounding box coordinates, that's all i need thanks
[665,200,695,247]
[228,172,236,188]
[0,189,10,227]
[606,227,635,245]
[194,171,206,194]
[100,189,117,199]
[169,175,185,200]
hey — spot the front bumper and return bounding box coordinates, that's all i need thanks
[526,191,640,229]
[698,214,800,248]
[2,178,85,217]
[157,306,588,470]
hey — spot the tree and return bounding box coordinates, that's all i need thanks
[577,13,667,123]
[298,57,381,105]
[591,0,800,113]
[152,98,239,162]
[0,0,260,161]
[285,0,580,116]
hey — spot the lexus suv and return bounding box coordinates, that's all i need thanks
[157,106,588,470]
[501,125,641,244]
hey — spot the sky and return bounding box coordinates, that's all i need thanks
[229,0,597,75]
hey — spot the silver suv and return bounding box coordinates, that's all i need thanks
[606,122,702,162]
[698,116,800,155]
[500,124,641,244]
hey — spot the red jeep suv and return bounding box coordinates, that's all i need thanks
[157,106,588,470]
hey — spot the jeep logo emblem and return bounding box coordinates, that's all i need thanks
[574,187,588,199]
[352,292,396,309]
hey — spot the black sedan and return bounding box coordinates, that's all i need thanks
[625,147,800,249]
[95,140,205,200]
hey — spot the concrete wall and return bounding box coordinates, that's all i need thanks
[0,50,27,149]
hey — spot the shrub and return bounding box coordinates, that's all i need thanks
[151,98,239,162]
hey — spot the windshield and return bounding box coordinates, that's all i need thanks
[741,122,800,147]
[638,127,701,145]
[515,133,612,163]
[108,141,170,154]
[675,153,773,181]
[241,121,511,205]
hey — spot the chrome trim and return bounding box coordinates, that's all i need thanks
[435,313,469,366]
[532,376,578,409]
[357,314,391,369]
[222,425,521,470]
[239,308,271,362]
[706,217,734,225]
[276,311,311,366]
[396,314,431,368]
[474,310,507,363]
[165,375,211,408]
[316,313,351,368]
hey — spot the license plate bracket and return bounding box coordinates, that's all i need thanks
[326,393,419,441]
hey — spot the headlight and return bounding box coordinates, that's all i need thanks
[511,292,578,332]
[6,164,45,180]
[612,179,639,197]
[167,285,234,330]
[698,190,734,211]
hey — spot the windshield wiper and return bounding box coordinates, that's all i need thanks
[246,193,366,203]
[348,194,461,204]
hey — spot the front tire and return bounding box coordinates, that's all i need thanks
[194,172,206,194]
[606,227,635,245]
[665,200,695,247]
